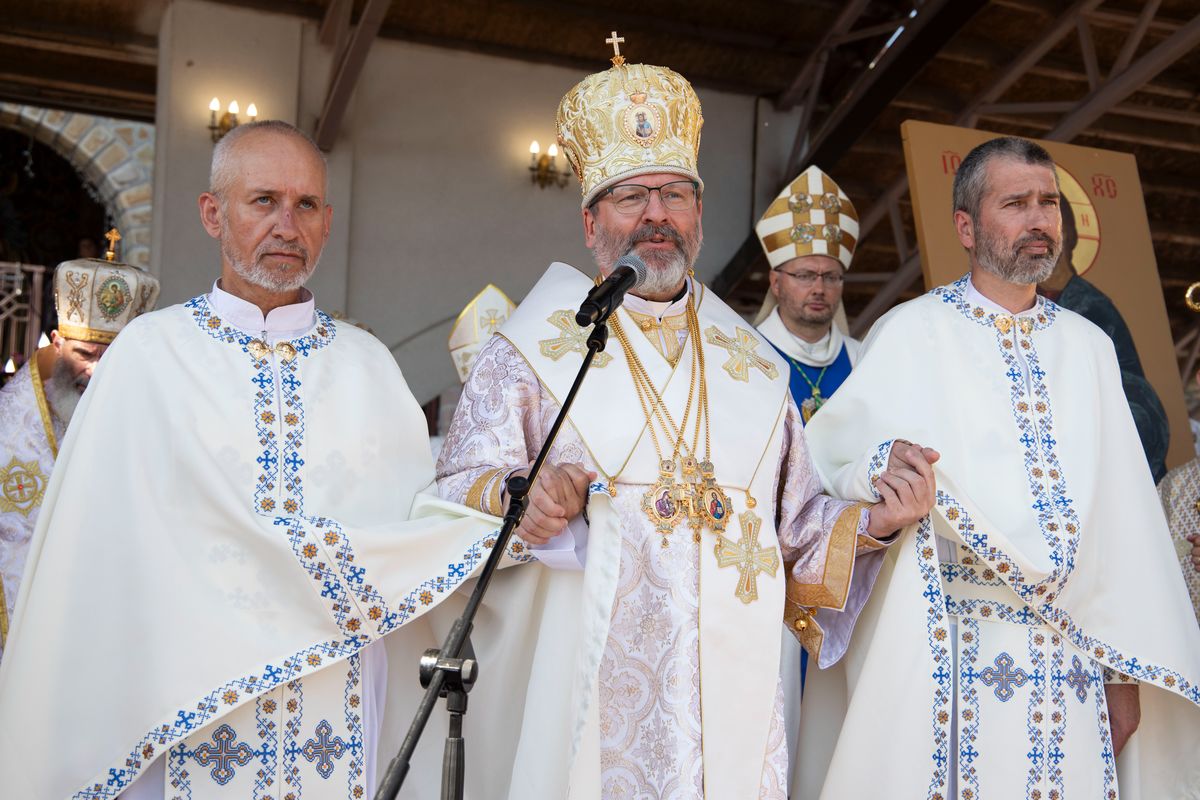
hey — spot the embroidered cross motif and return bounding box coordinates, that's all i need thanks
[979,651,1030,701]
[537,310,613,367]
[1064,655,1093,703]
[193,724,254,786]
[704,325,779,382]
[480,309,503,334]
[301,719,348,779]
[0,457,46,515]
[714,511,780,604]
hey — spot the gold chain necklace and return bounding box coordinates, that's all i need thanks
[611,293,732,546]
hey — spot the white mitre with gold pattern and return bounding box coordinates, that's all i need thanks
[448,284,516,383]
[755,165,859,271]
[556,37,704,208]
[54,241,160,344]
[753,166,859,326]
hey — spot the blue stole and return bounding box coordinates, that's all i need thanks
[772,341,854,426]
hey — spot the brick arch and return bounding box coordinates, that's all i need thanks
[0,103,154,269]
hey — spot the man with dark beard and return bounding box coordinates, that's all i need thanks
[0,248,158,665]
[798,136,1200,798]
[753,166,863,425]
[436,43,936,798]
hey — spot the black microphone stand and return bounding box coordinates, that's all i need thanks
[375,314,612,800]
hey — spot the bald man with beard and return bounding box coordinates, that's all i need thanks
[0,120,531,799]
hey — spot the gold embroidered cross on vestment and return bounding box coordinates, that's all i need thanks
[705,325,779,382]
[538,310,613,367]
[715,511,780,604]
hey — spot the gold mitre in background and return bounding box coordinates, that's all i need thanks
[448,284,516,383]
[54,229,161,344]
[755,165,859,271]
[556,35,704,208]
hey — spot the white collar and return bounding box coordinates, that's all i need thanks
[624,276,692,321]
[965,274,1040,318]
[208,280,316,341]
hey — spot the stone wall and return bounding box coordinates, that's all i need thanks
[0,104,154,269]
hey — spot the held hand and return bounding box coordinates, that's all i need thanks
[509,462,596,546]
[1188,535,1200,574]
[866,441,941,539]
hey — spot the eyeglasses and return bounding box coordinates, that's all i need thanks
[595,180,699,215]
[774,268,844,287]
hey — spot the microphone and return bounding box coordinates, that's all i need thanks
[576,253,648,327]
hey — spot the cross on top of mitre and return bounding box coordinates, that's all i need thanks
[104,228,121,261]
[607,31,626,66]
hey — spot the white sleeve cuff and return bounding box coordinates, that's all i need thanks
[528,514,589,571]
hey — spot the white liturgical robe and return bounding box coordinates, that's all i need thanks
[803,273,1200,799]
[437,262,888,799]
[0,284,532,799]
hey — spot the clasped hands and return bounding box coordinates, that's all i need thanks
[509,439,939,547]
[864,440,941,540]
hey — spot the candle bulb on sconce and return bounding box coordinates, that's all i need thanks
[207,97,256,143]
[528,139,569,190]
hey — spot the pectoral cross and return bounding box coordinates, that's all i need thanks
[606,31,626,66]
[103,227,121,261]
[714,511,779,604]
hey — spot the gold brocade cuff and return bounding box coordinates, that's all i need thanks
[784,501,868,612]
[466,468,507,516]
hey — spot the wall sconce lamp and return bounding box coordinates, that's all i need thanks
[528,140,570,189]
[208,97,258,142]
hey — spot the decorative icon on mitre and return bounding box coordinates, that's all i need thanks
[755,165,859,272]
[448,284,516,383]
[53,228,161,344]
[556,32,704,208]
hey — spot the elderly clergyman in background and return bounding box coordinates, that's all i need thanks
[0,120,526,799]
[0,247,158,665]
[802,135,1200,798]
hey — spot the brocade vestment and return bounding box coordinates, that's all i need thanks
[0,354,64,663]
[437,262,886,799]
[1158,457,1200,625]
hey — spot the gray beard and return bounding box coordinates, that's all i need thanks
[592,221,701,299]
[43,360,82,425]
[219,211,317,293]
[975,226,1058,285]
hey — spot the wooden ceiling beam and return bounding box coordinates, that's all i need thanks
[313,0,390,151]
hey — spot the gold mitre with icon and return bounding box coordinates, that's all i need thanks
[448,284,516,383]
[54,229,161,344]
[557,33,704,208]
[755,165,859,271]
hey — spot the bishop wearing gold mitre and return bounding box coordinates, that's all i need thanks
[436,35,937,798]
[0,232,158,664]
